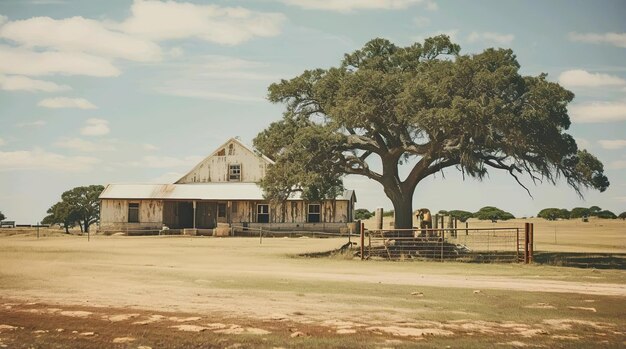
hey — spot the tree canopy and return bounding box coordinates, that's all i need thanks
[43,185,104,233]
[537,208,571,220]
[0,211,5,222]
[474,206,515,221]
[254,35,609,229]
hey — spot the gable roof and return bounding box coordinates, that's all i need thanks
[175,137,274,184]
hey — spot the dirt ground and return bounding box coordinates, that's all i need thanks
[0,224,624,348]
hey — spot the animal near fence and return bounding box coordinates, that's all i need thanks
[359,223,535,263]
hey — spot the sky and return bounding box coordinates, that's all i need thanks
[0,0,625,223]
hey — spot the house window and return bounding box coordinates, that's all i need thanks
[229,164,241,181]
[308,204,321,223]
[257,204,269,223]
[128,203,139,223]
[218,203,227,218]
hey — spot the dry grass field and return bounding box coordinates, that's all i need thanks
[0,219,624,348]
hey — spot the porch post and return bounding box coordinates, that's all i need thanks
[193,200,197,229]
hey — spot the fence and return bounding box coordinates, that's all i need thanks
[359,223,534,263]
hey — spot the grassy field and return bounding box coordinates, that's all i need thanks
[0,225,624,348]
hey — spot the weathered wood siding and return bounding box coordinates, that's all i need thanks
[227,200,350,223]
[177,140,269,183]
[100,199,163,230]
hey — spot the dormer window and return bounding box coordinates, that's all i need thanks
[229,164,241,181]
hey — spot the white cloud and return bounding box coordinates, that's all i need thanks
[0,16,162,62]
[608,160,626,170]
[280,0,433,12]
[467,31,514,45]
[54,137,115,152]
[80,118,110,136]
[118,0,285,45]
[153,55,275,102]
[38,97,97,109]
[569,32,626,48]
[0,148,100,172]
[128,155,203,169]
[598,139,626,150]
[570,102,626,123]
[16,120,46,128]
[559,70,626,88]
[142,143,159,151]
[0,74,71,92]
[0,45,120,77]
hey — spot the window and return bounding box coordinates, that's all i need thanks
[218,203,227,218]
[308,204,321,223]
[257,204,269,223]
[128,203,139,223]
[229,164,241,181]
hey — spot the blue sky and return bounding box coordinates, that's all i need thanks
[0,0,625,223]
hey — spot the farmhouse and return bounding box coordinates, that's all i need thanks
[98,138,357,235]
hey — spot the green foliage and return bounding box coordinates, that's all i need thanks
[474,206,515,221]
[354,208,374,220]
[570,207,591,218]
[618,212,626,220]
[588,206,602,216]
[596,210,617,219]
[255,35,609,229]
[43,185,104,233]
[447,210,474,222]
[0,211,5,221]
[537,208,570,220]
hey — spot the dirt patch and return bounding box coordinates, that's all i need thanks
[170,324,207,332]
[567,306,597,312]
[524,303,556,309]
[59,310,92,318]
[366,326,454,337]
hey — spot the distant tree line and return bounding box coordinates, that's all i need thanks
[354,206,516,222]
[537,206,621,220]
[42,185,104,233]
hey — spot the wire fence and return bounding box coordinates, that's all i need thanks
[361,227,526,263]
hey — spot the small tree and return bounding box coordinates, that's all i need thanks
[43,185,104,233]
[570,207,591,218]
[596,210,617,219]
[475,206,514,221]
[447,210,473,222]
[588,206,602,216]
[0,211,5,222]
[354,208,374,220]
[618,212,626,220]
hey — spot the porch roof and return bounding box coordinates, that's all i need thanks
[100,183,354,201]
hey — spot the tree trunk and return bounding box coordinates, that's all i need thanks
[64,224,69,234]
[84,220,89,233]
[383,184,416,230]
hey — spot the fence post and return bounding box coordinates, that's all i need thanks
[465,222,469,235]
[524,222,530,264]
[516,228,520,262]
[360,222,365,260]
[529,223,534,263]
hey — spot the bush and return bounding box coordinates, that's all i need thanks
[619,212,626,220]
[382,210,394,217]
[474,206,515,221]
[354,208,374,220]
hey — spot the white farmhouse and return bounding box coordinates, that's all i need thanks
[98,138,356,235]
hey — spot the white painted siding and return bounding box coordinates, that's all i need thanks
[177,140,270,184]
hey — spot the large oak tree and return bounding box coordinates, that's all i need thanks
[254,36,609,229]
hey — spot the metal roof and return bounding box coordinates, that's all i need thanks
[99,183,354,201]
